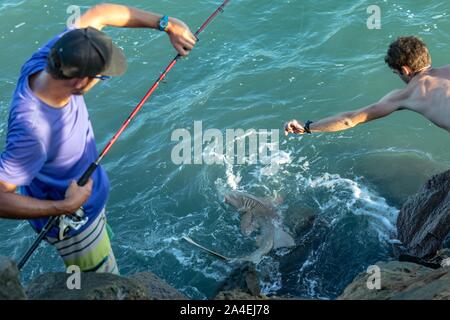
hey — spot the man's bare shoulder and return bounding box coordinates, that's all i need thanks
[435,65,450,75]
[379,87,411,105]
[408,67,450,98]
[376,84,421,112]
[401,67,450,118]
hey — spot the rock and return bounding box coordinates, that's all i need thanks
[397,170,450,258]
[0,256,27,300]
[213,261,303,300]
[338,261,450,300]
[26,272,149,300]
[244,268,261,297]
[279,219,328,275]
[214,262,262,298]
[443,234,450,249]
[215,289,268,300]
[285,203,319,236]
[214,289,303,300]
[129,272,188,300]
[25,271,188,300]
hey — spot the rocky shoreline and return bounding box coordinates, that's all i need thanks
[1,170,450,300]
[339,169,450,300]
[0,255,296,300]
[338,255,450,300]
[0,255,189,300]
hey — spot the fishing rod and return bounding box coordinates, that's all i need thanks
[17,0,231,271]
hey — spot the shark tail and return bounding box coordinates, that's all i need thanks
[182,236,231,261]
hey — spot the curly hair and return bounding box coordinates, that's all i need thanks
[385,36,431,73]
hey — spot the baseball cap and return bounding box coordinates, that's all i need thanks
[48,27,127,79]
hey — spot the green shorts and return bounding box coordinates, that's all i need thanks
[46,209,119,274]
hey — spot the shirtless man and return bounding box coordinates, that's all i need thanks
[284,36,450,136]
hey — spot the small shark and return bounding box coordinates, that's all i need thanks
[224,191,295,264]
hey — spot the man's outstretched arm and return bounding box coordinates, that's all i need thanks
[76,3,197,56]
[285,90,407,135]
[0,180,93,219]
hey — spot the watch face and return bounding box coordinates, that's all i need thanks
[160,17,169,30]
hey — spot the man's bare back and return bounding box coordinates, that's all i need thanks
[403,66,450,132]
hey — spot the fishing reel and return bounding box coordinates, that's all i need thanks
[58,207,89,241]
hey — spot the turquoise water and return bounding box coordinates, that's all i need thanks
[1,0,450,299]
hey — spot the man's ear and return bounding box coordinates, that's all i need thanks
[72,77,90,89]
[401,66,412,76]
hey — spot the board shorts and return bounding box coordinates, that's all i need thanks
[46,209,119,274]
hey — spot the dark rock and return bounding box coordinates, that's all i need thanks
[443,234,450,249]
[0,256,27,300]
[129,272,188,300]
[26,272,149,300]
[397,170,450,258]
[338,261,450,300]
[213,261,304,300]
[398,254,441,269]
[214,262,262,298]
[279,219,328,275]
[215,289,268,300]
[244,268,261,296]
[26,271,188,300]
[288,206,318,237]
[214,289,303,300]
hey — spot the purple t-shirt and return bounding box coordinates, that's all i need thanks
[0,28,110,237]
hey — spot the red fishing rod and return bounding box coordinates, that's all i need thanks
[94,0,231,165]
[18,0,231,270]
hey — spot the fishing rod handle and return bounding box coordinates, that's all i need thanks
[17,216,59,270]
[77,162,98,186]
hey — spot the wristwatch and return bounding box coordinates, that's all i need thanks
[304,120,314,134]
[158,15,170,32]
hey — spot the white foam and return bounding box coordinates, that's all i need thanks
[259,150,292,176]
[258,258,283,295]
[224,156,241,190]
[14,22,25,29]
[0,1,26,12]
[305,173,399,241]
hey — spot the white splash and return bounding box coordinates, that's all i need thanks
[306,173,399,241]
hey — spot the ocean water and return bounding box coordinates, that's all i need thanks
[1,0,450,299]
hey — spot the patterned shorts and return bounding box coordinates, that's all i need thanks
[46,209,119,274]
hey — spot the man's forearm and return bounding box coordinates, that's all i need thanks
[305,94,402,134]
[85,3,165,30]
[78,3,197,56]
[0,192,68,219]
[309,111,358,133]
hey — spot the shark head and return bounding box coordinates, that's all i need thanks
[222,191,296,265]
[224,192,256,214]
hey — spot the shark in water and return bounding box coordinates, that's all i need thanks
[223,191,295,264]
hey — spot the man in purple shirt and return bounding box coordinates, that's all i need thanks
[0,4,197,273]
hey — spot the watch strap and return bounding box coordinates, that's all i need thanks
[304,120,314,134]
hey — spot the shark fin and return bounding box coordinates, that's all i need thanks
[240,212,254,236]
[273,226,295,249]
